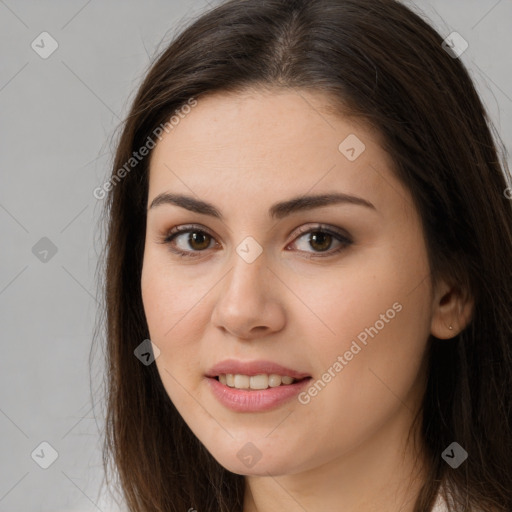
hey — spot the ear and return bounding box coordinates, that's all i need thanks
[430,278,474,339]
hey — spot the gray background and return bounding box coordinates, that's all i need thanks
[0,1,510,511]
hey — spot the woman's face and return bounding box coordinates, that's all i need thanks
[141,88,437,477]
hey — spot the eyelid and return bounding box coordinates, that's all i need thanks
[285,223,353,258]
[162,223,217,243]
[290,223,351,241]
[159,222,353,258]
[161,222,350,242]
[159,223,220,253]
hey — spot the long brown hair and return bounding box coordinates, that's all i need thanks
[92,0,512,510]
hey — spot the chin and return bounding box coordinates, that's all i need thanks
[203,440,302,477]
[221,459,292,477]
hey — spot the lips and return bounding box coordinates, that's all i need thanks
[205,359,311,380]
[207,375,312,412]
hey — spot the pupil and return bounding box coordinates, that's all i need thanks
[310,232,331,251]
[190,231,210,250]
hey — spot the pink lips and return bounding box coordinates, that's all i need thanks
[205,359,312,412]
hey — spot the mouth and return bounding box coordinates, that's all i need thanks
[205,359,312,411]
[206,373,313,412]
[210,373,312,390]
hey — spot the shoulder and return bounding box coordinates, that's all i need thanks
[431,489,448,512]
[432,485,496,512]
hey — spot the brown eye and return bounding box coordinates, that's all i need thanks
[186,231,212,251]
[307,231,333,252]
[160,224,352,260]
[162,226,217,257]
[288,225,353,258]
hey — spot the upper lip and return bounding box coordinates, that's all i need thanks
[206,359,311,380]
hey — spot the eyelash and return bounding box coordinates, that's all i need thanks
[157,223,353,260]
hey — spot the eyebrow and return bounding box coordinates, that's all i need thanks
[148,191,376,219]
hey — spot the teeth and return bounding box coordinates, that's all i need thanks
[218,374,298,390]
[234,374,250,389]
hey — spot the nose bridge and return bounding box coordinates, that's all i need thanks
[210,235,285,338]
[224,237,268,300]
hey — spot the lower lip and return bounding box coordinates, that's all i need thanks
[206,376,312,412]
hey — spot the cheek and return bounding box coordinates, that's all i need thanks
[292,252,432,441]
[141,266,207,417]
[289,249,430,351]
[140,256,208,383]
[141,250,203,337]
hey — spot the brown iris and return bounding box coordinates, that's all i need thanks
[308,231,333,252]
[187,231,211,251]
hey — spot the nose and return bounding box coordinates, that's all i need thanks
[210,248,286,340]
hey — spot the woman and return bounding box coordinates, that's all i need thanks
[95,0,512,510]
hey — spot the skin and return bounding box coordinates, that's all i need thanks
[140,88,472,512]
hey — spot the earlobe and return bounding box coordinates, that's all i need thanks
[430,280,474,340]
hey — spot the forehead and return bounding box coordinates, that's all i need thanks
[150,88,378,164]
[147,88,408,221]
